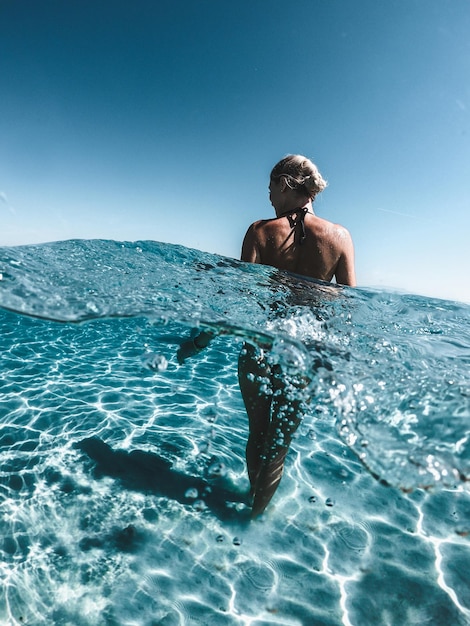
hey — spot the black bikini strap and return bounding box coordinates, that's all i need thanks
[280,207,309,244]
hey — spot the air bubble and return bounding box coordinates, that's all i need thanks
[207,461,226,478]
[205,407,217,423]
[198,441,210,454]
[143,352,168,372]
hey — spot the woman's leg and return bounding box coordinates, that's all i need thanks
[250,371,304,518]
[238,343,272,492]
[239,344,308,517]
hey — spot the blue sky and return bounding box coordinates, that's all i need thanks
[1,0,469,303]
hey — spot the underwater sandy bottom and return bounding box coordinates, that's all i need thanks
[0,314,469,626]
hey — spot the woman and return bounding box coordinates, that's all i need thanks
[241,154,355,284]
[180,154,356,518]
[238,155,356,517]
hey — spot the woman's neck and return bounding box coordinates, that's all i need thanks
[275,198,312,218]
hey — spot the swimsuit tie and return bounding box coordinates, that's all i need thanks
[280,207,309,244]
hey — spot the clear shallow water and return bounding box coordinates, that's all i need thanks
[0,239,469,625]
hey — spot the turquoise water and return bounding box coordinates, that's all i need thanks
[0,239,469,625]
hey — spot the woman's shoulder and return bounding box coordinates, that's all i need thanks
[252,217,279,229]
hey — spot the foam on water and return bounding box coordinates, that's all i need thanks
[0,239,469,625]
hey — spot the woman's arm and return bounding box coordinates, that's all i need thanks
[177,330,214,364]
[241,223,262,263]
[334,228,356,286]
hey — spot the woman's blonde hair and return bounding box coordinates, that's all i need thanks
[270,154,327,200]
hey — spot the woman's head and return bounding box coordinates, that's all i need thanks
[270,155,327,201]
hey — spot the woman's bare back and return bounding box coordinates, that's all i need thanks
[241,212,356,286]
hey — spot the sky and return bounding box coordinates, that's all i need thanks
[1,0,469,303]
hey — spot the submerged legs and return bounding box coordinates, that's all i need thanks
[238,343,271,490]
[238,343,307,518]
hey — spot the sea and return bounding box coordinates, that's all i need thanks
[0,239,469,626]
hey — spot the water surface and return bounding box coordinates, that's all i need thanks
[1,239,469,625]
